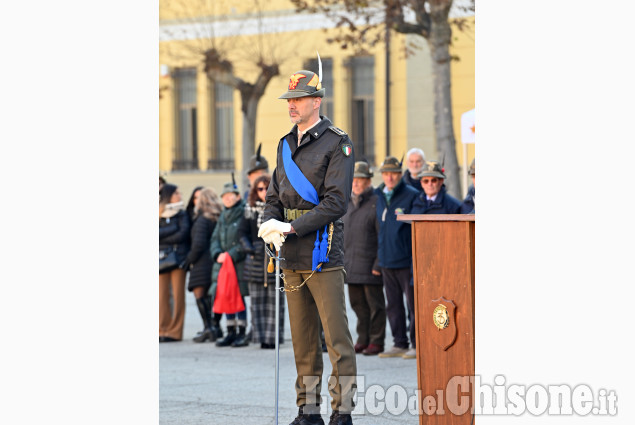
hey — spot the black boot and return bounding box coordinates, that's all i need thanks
[289,406,324,425]
[215,326,236,347]
[209,321,222,342]
[231,326,249,347]
[208,312,223,341]
[328,411,352,425]
[193,296,213,343]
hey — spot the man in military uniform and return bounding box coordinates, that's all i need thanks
[244,143,269,199]
[258,68,357,425]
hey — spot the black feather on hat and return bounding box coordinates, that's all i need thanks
[221,172,240,196]
[247,143,269,175]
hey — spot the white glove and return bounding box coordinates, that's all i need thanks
[261,231,285,252]
[257,219,291,239]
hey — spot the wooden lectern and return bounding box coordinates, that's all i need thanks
[397,214,475,425]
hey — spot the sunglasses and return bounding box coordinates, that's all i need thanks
[421,178,439,184]
[257,187,268,192]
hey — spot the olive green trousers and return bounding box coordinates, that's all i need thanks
[283,267,357,414]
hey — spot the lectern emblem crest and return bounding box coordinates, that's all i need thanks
[428,296,457,351]
[433,304,449,330]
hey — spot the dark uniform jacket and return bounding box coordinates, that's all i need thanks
[402,169,423,192]
[159,210,191,274]
[263,116,354,271]
[411,185,462,215]
[460,185,475,214]
[342,186,382,285]
[210,199,248,296]
[184,215,216,291]
[375,179,419,269]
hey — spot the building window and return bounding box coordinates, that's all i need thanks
[305,57,334,121]
[172,68,198,171]
[350,56,375,165]
[209,82,235,170]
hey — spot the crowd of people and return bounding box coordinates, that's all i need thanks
[159,64,475,425]
[159,147,286,350]
[158,148,475,351]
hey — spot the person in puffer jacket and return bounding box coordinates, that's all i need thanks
[182,187,223,343]
[209,181,248,348]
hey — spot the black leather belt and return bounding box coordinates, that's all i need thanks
[284,208,312,221]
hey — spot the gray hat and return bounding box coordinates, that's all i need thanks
[468,159,475,176]
[221,172,240,196]
[415,160,446,179]
[378,156,403,173]
[278,70,325,99]
[221,182,240,197]
[247,143,269,175]
[353,161,373,178]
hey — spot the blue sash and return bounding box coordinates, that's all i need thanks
[282,138,329,271]
[282,139,319,205]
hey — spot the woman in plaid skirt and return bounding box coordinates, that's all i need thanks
[238,174,285,349]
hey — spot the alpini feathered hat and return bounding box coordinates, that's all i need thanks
[221,172,240,196]
[278,52,326,99]
[415,160,446,179]
[247,143,269,175]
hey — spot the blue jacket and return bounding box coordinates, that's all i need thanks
[460,185,475,214]
[375,179,419,269]
[402,169,423,192]
[411,185,462,215]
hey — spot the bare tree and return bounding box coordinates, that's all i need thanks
[290,0,474,197]
[160,0,286,189]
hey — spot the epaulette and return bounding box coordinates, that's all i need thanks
[328,126,347,136]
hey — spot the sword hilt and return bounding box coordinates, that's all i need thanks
[267,243,277,273]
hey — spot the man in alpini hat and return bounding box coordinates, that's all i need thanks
[244,143,270,199]
[374,156,419,360]
[258,64,357,425]
[460,158,475,214]
[341,161,386,357]
[411,160,461,214]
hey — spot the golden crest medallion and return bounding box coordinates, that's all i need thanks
[433,304,449,330]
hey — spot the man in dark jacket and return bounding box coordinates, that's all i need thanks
[258,67,356,425]
[460,158,475,214]
[342,161,385,356]
[375,156,419,360]
[411,160,462,215]
[401,148,426,192]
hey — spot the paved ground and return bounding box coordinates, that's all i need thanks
[160,286,421,424]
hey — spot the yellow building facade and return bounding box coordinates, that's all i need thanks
[159,0,474,198]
